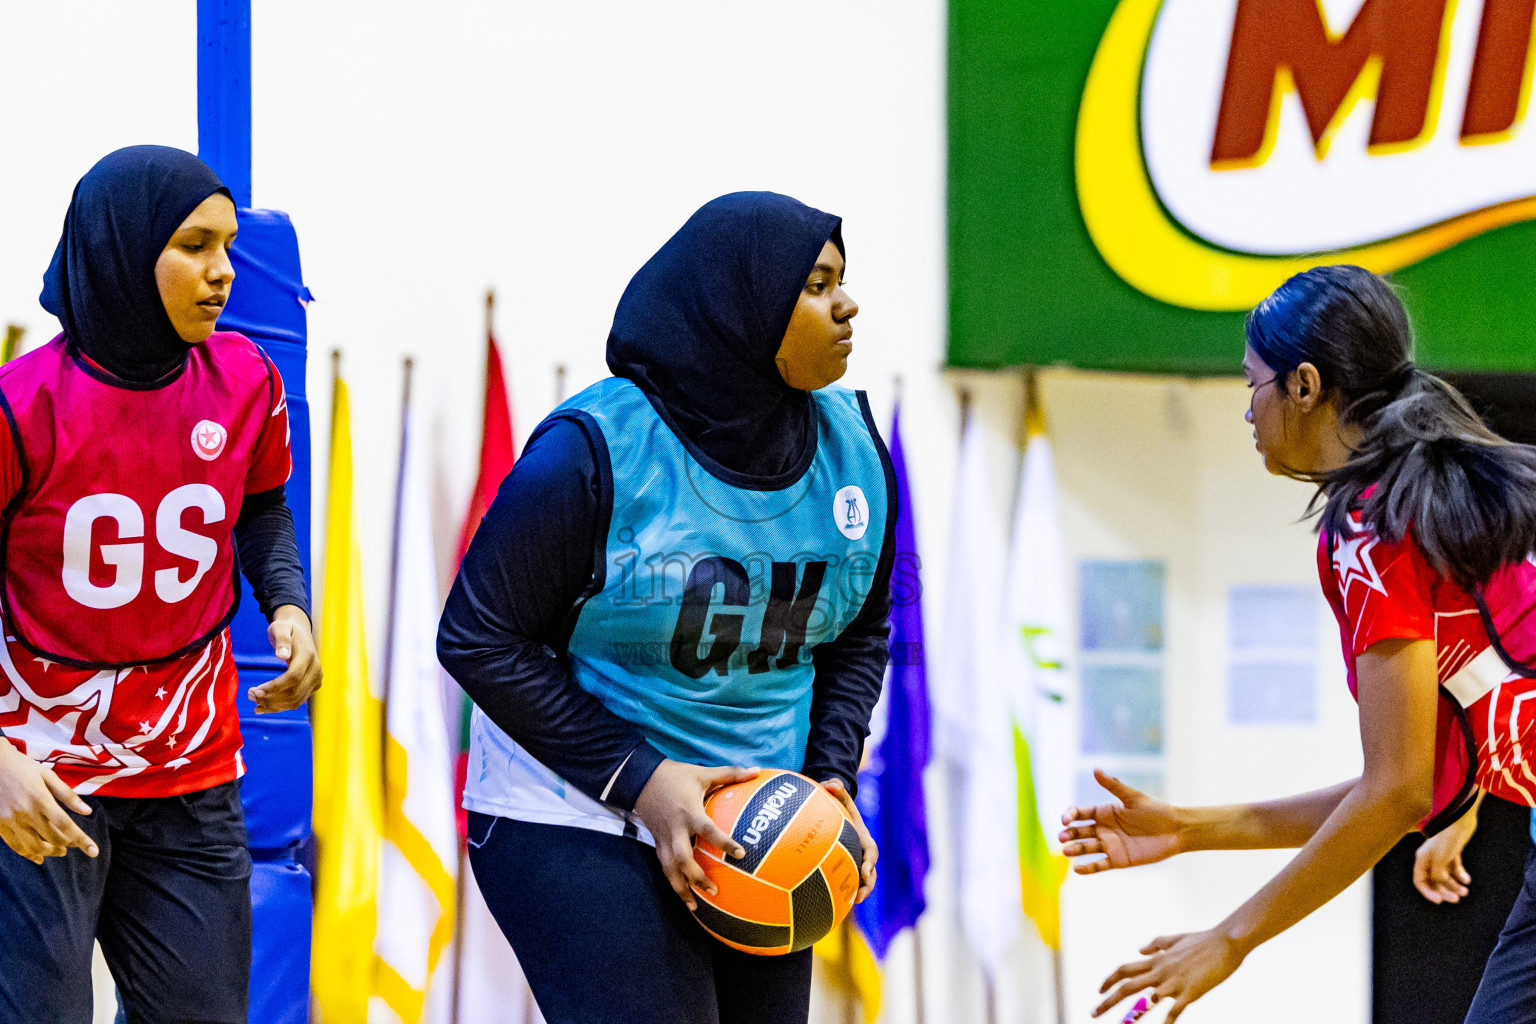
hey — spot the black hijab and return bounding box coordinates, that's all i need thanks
[607,191,843,482]
[41,146,230,382]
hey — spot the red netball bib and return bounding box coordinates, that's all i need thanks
[0,333,283,668]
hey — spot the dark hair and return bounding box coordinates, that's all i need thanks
[1246,264,1536,589]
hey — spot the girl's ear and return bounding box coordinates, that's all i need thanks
[1289,362,1325,412]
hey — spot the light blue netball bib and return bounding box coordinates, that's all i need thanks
[557,377,891,771]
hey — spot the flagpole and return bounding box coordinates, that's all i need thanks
[381,358,412,756]
[1053,947,1067,1024]
[911,919,927,1024]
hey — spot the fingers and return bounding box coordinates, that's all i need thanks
[856,866,878,902]
[42,770,92,817]
[267,620,295,662]
[1164,997,1189,1023]
[1094,978,1150,1018]
[702,764,760,790]
[249,666,299,711]
[1415,851,1472,903]
[659,848,698,912]
[249,660,321,714]
[696,817,747,861]
[821,778,857,815]
[1101,957,1157,993]
[672,839,715,909]
[36,802,97,857]
[32,773,97,856]
[1073,856,1113,876]
[1062,836,1105,859]
[1095,768,1142,805]
[0,823,50,864]
[1140,934,1181,954]
[1412,850,1430,889]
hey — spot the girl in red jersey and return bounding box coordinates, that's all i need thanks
[1060,265,1536,1023]
[0,147,320,1024]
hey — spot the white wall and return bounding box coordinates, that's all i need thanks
[2,4,1372,1023]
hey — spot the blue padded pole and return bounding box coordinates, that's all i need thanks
[197,0,252,208]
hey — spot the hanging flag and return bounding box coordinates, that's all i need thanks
[933,408,1023,981]
[313,364,384,1024]
[1000,386,1073,952]
[448,299,541,1024]
[1,324,22,364]
[456,330,516,562]
[813,919,883,1024]
[374,367,460,1024]
[852,401,931,960]
[452,325,516,834]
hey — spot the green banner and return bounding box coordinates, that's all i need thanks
[949,0,1536,373]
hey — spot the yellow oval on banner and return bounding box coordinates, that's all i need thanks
[1074,0,1536,312]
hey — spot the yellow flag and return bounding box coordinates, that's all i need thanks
[1015,729,1070,950]
[814,920,882,1024]
[312,371,384,1023]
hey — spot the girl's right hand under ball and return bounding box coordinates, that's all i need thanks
[634,760,757,910]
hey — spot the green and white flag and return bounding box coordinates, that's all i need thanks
[935,413,1023,981]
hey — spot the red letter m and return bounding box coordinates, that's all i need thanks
[1211,0,1451,166]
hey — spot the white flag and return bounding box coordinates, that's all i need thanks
[933,412,1023,981]
[373,405,459,1024]
[1001,423,1074,850]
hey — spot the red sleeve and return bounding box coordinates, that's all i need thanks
[245,360,292,494]
[1328,525,1436,657]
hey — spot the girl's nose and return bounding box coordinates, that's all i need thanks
[1244,408,1254,424]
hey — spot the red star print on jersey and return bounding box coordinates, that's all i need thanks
[0,626,241,796]
[1319,515,1536,819]
[1331,530,1388,601]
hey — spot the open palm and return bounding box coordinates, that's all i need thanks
[1058,768,1183,874]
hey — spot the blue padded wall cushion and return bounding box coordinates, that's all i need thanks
[226,208,313,668]
[240,714,313,851]
[250,858,313,1024]
[222,210,313,344]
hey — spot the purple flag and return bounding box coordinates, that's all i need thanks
[853,401,932,959]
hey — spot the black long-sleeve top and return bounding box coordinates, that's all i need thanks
[437,416,893,814]
[234,485,310,622]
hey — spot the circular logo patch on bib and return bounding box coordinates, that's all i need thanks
[833,485,869,540]
[192,420,227,461]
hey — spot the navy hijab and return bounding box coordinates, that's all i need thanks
[41,146,230,383]
[607,192,844,482]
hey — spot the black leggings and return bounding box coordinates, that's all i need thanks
[467,813,813,1024]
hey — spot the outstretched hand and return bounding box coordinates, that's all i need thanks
[1060,768,1185,874]
[1095,929,1246,1022]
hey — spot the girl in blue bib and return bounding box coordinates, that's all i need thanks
[439,192,893,1024]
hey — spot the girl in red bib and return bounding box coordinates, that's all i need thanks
[0,147,320,1024]
[1060,265,1536,1023]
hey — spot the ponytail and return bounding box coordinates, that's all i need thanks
[1248,266,1536,589]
